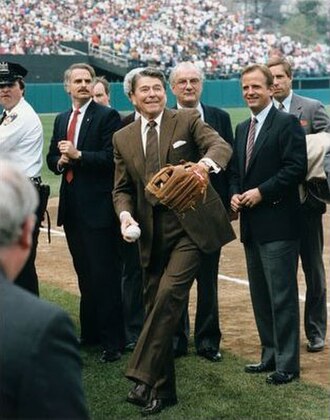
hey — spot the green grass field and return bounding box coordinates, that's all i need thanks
[41,283,329,419]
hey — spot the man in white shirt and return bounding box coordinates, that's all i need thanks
[0,61,44,295]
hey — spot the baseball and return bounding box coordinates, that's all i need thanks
[125,224,141,241]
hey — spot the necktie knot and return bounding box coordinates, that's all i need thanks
[278,102,285,110]
[148,120,157,129]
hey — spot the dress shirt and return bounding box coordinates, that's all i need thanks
[273,90,293,113]
[251,102,273,141]
[68,99,92,147]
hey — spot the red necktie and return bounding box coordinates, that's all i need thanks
[65,109,80,183]
[245,117,257,172]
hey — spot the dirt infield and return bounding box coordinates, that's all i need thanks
[37,198,329,388]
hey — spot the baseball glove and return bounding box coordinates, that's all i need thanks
[145,161,209,213]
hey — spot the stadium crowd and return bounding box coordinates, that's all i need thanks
[0,0,329,78]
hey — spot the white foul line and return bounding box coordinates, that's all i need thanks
[38,228,330,309]
[218,274,330,309]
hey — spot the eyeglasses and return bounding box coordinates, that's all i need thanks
[175,78,201,88]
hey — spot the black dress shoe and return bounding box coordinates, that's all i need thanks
[126,383,151,407]
[141,396,178,416]
[125,341,137,352]
[244,362,275,374]
[307,337,325,353]
[99,349,122,363]
[197,348,222,362]
[266,371,299,385]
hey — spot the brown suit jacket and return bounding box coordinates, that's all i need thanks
[113,108,235,266]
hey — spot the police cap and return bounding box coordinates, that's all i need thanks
[0,62,28,86]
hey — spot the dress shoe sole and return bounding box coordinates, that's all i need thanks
[141,398,178,416]
[266,373,299,385]
[307,345,324,353]
[244,365,275,374]
[126,395,148,407]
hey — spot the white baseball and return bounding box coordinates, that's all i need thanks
[125,224,141,241]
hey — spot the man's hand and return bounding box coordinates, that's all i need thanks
[240,188,262,208]
[58,140,81,160]
[120,212,140,243]
[230,193,243,213]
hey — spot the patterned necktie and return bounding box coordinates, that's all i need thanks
[145,120,160,182]
[245,117,257,171]
[278,102,285,111]
[65,109,80,183]
[0,111,7,125]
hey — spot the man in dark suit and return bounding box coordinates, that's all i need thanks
[47,63,124,363]
[229,64,307,385]
[169,61,234,362]
[112,68,235,415]
[267,56,330,353]
[0,158,88,418]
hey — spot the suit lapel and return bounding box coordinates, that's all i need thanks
[238,120,250,177]
[77,102,94,149]
[129,119,146,180]
[245,107,276,174]
[159,109,176,167]
[62,110,71,138]
[289,94,303,120]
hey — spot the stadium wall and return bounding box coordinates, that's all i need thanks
[22,80,330,114]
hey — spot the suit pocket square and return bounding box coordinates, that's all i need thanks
[173,140,187,149]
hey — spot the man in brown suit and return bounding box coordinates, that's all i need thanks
[112,68,235,416]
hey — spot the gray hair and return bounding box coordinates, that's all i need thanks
[131,67,166,94]
[123,67,146,98]
[169,62,205,86]
[64,63,96,90]
[0,158,38,247]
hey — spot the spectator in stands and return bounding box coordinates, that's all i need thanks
[93,76,111,106]
[170,61,234,362]
[267,56,330,353]
[0,158,89,419]
[0,1,329,78]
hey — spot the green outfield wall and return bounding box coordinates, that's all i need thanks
[20,79,330,114]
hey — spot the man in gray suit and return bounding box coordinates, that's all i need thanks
[267,56,330,353]
[112,68,235,415]
[0,158,89,418]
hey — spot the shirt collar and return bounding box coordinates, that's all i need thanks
[273,90,292,111]
[72,99,92,114]
[177,102,204,120]
[252,101,273,125]
[141,111,164,133]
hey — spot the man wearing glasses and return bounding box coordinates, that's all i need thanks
[169,62,234,362]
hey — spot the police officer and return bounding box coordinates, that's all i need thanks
[0,61,45,295]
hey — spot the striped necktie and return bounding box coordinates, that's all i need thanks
[245,117,257,171]
[145,120,160,182]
